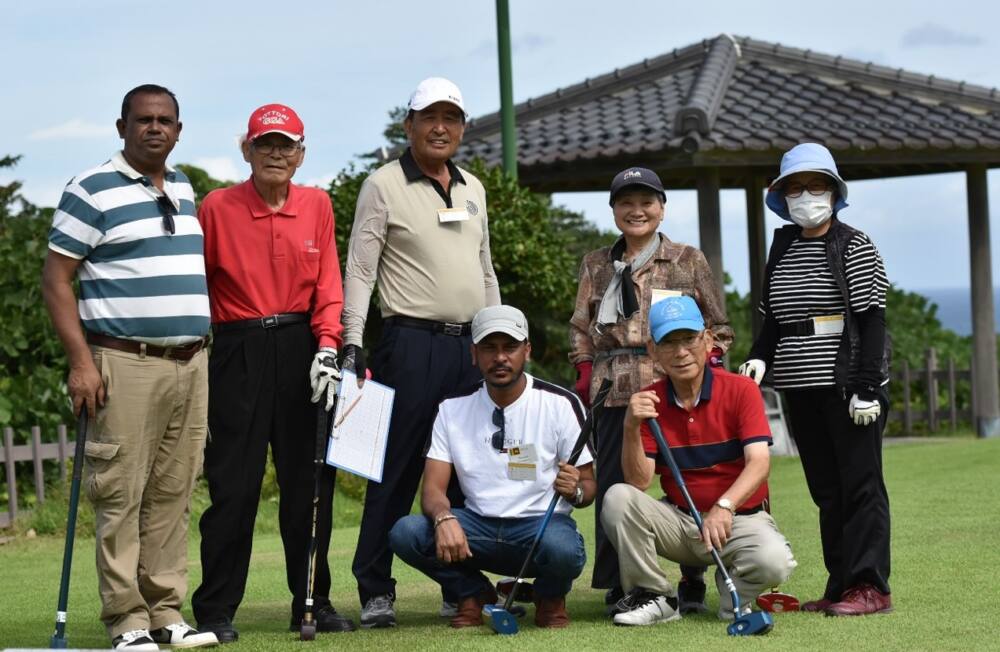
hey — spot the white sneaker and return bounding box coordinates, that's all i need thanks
[439,600,458,618]
[112,629,160,650]
[613,592,682,626]
[149,622,219,648]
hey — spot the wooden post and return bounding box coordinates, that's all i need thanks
[948,357,958,430]
[745,175,768,338]
[58,424,68,482]
[31,426,45,504]
[697,167,725,298]
[965,164,1000,437]
[902,359,912,435]
[3,427,17,523]
[926,348,938,432]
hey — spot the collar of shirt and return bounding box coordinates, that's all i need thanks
[243,177,298,219]
[608,232,685,267]
[110,150,179,206]
[399,147,466,188]
[666,365,714,409]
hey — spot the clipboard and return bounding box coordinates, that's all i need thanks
[325,370,394,482]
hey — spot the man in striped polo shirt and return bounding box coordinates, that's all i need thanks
[42,84,217,651]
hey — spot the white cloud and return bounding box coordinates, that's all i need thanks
[901,23,983,48]
[192,157,242,182]
[28,118,115,141]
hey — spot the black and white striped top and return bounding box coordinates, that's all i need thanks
[764,231,888,390]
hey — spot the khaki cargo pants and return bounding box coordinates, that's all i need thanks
[602,483,797,617]
[84,345,208,638]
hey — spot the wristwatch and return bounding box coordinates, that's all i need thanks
[572,485,584,506]
[715,498,736,515]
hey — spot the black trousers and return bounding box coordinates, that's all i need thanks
[784,387,891,600]
[352,322,480,605]
[193,322,337,625]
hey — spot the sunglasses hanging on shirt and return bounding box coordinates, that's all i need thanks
[155,195,177,235]
[491,407,505,452]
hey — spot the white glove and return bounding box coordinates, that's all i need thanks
[309,347,341,412]
[849,393,881,426]
[737,359,766,385]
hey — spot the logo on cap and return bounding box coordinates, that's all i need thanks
[623,169,643,180]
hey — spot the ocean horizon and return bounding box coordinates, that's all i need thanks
[911,287,1000,336]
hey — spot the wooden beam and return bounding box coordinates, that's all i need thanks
[965,165,1000,437]
[696,167,725,298]
[745,175,768,338]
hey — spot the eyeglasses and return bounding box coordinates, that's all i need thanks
[784,179,832,198]
[491,407,505,452]
[155,195,177,235]
[251,141,302,157]
[657,331,704,353]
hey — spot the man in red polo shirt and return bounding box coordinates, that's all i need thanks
[192,104,355,642]
[602,296,796,627]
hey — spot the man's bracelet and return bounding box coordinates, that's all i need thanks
[434,513,457,528]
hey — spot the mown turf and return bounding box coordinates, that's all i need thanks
[1,437,997,651]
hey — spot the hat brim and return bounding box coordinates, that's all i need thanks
[250,129,303,142]
[652,319,705,343]
[408,98,469,119]
[609,182,667,206]
[472,324,529,344]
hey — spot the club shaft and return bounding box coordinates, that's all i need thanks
[52,407,89,643]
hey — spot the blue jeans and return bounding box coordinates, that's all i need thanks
[389,508,586,600]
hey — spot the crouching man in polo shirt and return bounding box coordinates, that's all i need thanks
[603,296,796,626]
[389,305,595,629]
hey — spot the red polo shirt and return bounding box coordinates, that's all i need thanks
[200,179,344,348]
[640,367,772,512]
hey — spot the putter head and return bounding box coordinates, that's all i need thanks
[757,591,800,612]
[49,634,68,649]
[300,614,317,641]
[727,610,774,636]
[496,577,535,603]
[482,604,519,635]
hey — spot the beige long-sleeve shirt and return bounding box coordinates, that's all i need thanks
[569,234,733,407]
[342,150,501,347]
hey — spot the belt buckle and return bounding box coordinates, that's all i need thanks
[442,322,463,336]
[261,315,279,329]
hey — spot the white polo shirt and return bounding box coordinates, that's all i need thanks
[426,373,593,519]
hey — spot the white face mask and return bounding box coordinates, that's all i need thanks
[786,191,833,229]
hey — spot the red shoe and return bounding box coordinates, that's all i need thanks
[534,596,570,629]
[801,598,835,613]
[450,587,499,628]
[824,584,893,616]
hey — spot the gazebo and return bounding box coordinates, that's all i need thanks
[457,34,1000,437]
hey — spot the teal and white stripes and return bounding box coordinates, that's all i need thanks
[48,153,210,345]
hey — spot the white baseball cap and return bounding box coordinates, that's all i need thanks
[472,305,529,344]
[408,77,468,118]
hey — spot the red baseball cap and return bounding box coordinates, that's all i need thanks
[246,104,304,142]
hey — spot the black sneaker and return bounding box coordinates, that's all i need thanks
[198,619,238,644]
[111,629,159,650]
[677,576,709,615]
[360,594,396,628]
[291,605,357,633]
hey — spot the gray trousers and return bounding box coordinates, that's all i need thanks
[601,483,797,617]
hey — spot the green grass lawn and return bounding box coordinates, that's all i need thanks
[2,437,998,651]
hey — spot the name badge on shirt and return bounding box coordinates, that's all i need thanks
[437,207,469,223]
[651,288,683,305]
[813,315,845,335]
[507,444,537,482]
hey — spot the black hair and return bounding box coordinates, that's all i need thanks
[405,107,466,125]
[121,84,179,121]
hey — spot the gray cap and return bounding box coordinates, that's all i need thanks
[472,305,529,343]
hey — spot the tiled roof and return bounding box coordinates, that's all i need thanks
[453,35,1000,190]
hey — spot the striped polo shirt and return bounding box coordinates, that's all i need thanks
[48,152,210,345]
[764,232,888,390]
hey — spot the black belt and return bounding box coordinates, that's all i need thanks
[213,312,310,333]
[385,316,471,337]
[778,319,818,337]
[669,499,767,517]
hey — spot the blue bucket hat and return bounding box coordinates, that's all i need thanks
[765,143,849,221]
[649,296,705,343]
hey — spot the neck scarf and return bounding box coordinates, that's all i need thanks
[597,234,660,328]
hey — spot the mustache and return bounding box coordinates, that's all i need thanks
[488,364,513,374]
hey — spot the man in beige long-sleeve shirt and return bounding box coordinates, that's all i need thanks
[340,77,500,628]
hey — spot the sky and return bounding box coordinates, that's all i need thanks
[3,0,999,295]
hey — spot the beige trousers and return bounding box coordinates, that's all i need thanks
[83,346,208,638]
[602,483,796,616]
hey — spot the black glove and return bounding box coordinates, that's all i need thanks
[341,344,367,381]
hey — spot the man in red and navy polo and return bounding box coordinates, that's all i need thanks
[192,104,355,641]
[601,295,796,627]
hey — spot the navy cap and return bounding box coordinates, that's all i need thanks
[649,296,705,343]
[609,167,666,206]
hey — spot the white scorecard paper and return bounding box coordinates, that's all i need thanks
[325,370,395,482]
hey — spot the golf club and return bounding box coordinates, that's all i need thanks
[299,402,334,641]
[484,379,612,635]
[645,417,774,636]
[50,406,88,649]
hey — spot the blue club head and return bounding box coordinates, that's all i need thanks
[50,635,69,649]
[727,610,774,636]
[482,604,520,635]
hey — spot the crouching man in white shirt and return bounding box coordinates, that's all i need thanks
[389,305,595,629]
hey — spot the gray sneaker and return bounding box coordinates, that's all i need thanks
[361,594,396,628]
[439,600,458,618]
